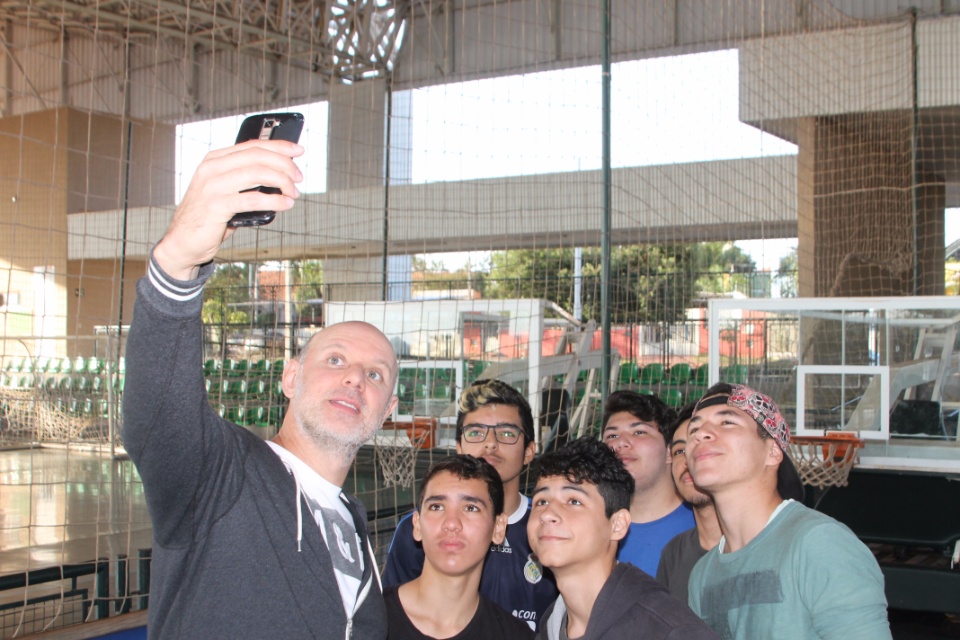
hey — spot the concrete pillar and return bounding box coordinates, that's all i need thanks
[324,79,414,303]
[0,108,173,359]
[796,112,945,298]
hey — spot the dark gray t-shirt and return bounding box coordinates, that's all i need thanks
[655,527,707,603]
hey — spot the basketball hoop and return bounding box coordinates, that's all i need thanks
[788,433,864,489]
[375,419,436,488]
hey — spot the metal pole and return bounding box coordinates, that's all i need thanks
[382,77,393,302]
[113,119,133,458]
[600,0,612,406]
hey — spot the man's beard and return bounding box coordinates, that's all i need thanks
[292,373,384,464]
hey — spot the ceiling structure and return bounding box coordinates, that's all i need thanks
[0,0,408,82]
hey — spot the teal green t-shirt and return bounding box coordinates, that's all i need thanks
[688,501,891,639]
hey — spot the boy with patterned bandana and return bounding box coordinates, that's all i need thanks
[686,383,892,639]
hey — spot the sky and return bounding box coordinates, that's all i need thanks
[176,49,957,276]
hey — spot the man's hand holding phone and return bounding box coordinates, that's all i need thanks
[153,125,304,281]
[229,113,305,227]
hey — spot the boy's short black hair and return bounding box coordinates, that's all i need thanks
[456,379,535,445]
[602,390,677,441]
[533,437,634,517]
[665,402,697,445]
[417,454,505,517]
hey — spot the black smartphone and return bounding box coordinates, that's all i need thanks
[227,112,305,228]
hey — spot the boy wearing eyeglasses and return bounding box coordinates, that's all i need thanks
[384,379,559,631]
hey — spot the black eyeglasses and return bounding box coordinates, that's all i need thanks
[461,424,523,444]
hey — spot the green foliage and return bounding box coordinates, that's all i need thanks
[776,248,798,298]
[413,256,487,297]
[291,260,324,322]
[202,264,251,325]
[485,243,757,322]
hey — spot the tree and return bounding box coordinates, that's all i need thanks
[202,263,251,325]
[776,248,798,298]
[485,242,757,323]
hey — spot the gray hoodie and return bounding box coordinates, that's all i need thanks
[538,563,718,640]
[123,258,387,639]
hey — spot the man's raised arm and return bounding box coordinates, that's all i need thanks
[122,140,303,543]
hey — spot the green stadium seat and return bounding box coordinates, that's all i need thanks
[35,357,53,374]
[432,384,451,400]
[222,359,249,377]
[692,365,710,388]
[659,388,684,409]
[666,363,692,386]
[72,357,86,374]
[58,357,73,374]
[225,405,245,424]
[638,364,664,387]
[74,376,90,394]
[221,379,247,398]
[59,376,75,393]
[244,406,272,427]
[722,364,749,384]
[86,358,103,374]
[618,362,640,386]
[203,359,220,376]
[2,358,20,373]
[250,359,271,375]
[248,379,268,397]
[98,399,110,417]
[43,376,59,393]
[268,405,285,426]
[91,376,104,394]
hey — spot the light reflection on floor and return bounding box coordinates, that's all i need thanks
[0,447,152,576]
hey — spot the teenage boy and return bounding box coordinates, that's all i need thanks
[385,455,533,640]
[686,383,892,639]
[384,379,559,630]
[529,437,719,640]
[602,390,694,576]
[655,403,722,601]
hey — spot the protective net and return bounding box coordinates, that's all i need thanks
[1,0,959,633]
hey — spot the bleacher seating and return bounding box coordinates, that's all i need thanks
[199,357,289,435]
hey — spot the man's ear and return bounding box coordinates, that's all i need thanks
[663,442,672,464]
[381,394,399,423]
[455,441,463,454]
[491,513,508,545]
[766,439,784,470]
[280,358,300,400]
[610,508,631,542]
[412,511,423,542]
[523,439,536,465]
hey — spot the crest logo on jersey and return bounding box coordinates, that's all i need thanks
[524,553,543,584]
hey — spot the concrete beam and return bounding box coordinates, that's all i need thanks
[69,155,797,262]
